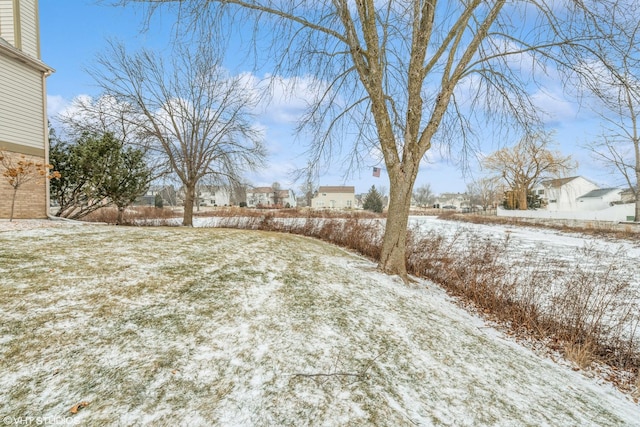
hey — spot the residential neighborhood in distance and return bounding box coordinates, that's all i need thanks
[132,174,636,224]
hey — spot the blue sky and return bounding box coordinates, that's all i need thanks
[39,0,616,196]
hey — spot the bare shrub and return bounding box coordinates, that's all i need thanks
[543,246,639,367]
[404,223,639,386]
[82,206,179,225]
[564,340,597,370]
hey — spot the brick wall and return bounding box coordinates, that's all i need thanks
[0,151,47,219]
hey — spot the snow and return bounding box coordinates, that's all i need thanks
[0,220,638,425]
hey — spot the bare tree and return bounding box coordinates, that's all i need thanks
[577,6,640,221]
[59,95,147,146]
[413,183,433,208]
[483,133,575,210]
[89,41,266,226]
[297,162,318,207]
[124,0,613,279]
[271,181,282,206]
[466,177,499,211]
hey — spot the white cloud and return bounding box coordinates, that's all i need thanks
[531,87,577,124]
[46,95,70,119]
[242,73,332,126]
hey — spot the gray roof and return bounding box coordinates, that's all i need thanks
[577,188,621,199]
[540,176,579,188]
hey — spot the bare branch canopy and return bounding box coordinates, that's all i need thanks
[118,0,630,277]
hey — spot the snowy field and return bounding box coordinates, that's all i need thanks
[409,216,640,338]
[0,221,639,425]
[407,215,640,269]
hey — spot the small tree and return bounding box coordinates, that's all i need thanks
[413,184,434,208]
[298,164,318,208]
[0,150,59,221]
[272,182,282,206]
[363,185,384,213]
[154,194,164,208]
[50,132,151,222]
[96,137,152,224]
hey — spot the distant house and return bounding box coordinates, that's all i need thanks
[0,0,54,219]
[532,176,599,211]
[246,186,296,207]
[312,186,355,209]
[433,193,469,209]
[196,185,233,207]
[576,188,623,211]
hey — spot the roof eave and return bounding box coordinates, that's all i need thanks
[0,42,54,75]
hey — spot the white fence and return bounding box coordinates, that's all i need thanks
[497,203,636,222]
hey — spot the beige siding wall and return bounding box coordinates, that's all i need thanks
[0,53,45,152]
[0,150,47,219]
[0,0,39,58]
[0,0,15,45]
[17,0,38,58]
[312,192,356,209]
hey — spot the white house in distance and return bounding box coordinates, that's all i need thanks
[246,186,296,207]
[312,186,356,209]
[433,192,470,209]
[500,175,635,222]
[0,0,54,219]
[196,185,233,207]
[532,176,599,211]
[576,188,623,211]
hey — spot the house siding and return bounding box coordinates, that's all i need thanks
[0,0,15,45]
[534,176,599,212]
[0,0,52,219]
[0,54,45,152]
[312,186,355,209]
[17,0,39,58]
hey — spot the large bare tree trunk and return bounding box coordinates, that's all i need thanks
[379,182,413,280]
[635,170,640,222]
[183,184,195,226]
[635,135,640,222]
[379,165,418,281]
[518,187,528,210]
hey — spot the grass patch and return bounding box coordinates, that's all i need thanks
[2,224,638,424]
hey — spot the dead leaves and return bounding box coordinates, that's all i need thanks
[69,401,90,414]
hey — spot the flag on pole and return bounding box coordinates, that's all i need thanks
[372,167,381,177]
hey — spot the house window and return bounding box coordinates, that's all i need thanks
[550,199,557,203]
[538,190,544,195]
[347,200,352,207]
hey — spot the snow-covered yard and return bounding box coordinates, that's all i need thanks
[0,222,639,425]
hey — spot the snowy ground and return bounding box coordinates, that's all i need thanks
[0,221,639,425]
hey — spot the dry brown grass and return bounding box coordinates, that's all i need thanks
[564,340,597,370]
[82,206,180,225]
